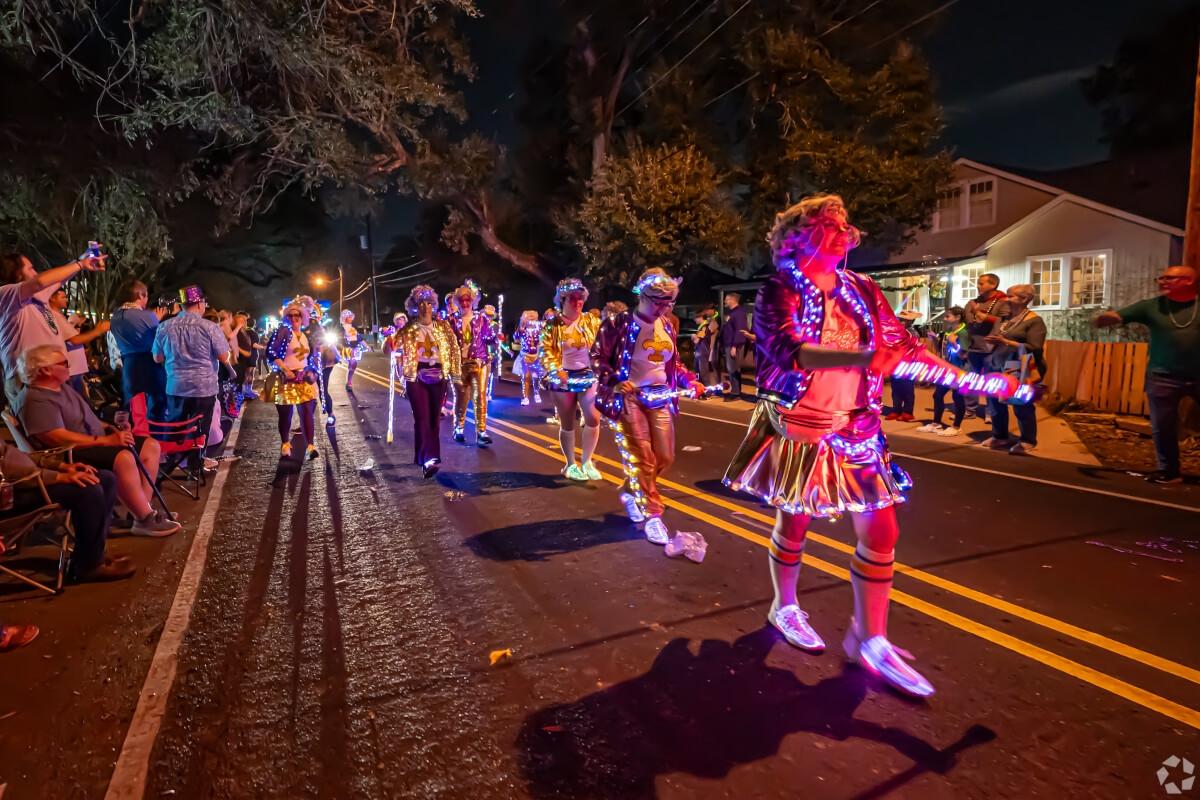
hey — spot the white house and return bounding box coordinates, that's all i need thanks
[880,158,1185,338]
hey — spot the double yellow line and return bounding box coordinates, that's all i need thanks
[354,366,1200,729]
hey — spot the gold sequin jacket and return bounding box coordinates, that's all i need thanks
[538,312,601,375]
[395,319,462,382]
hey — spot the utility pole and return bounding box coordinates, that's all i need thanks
[363,215,380,340]
[1185,40,1200,269]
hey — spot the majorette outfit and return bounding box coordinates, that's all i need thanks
[340,311,367,390]
[594,272,701,548]
[722,266,922,518]
[540,279,603,480]
[265,298,323,460]
[395,287,462,476]
[514,315,544,405]
[449,282,498,447]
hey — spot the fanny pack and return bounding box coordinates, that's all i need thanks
[556,368,596,393]
[417,365,444,384]
[635,383,673,409]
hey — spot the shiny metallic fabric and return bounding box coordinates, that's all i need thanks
[723,402,907,520]
[264,373,320,406]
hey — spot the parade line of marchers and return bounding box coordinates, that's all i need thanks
[269,194,1031,700]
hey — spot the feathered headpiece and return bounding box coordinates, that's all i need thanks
[406,284,439,317]
[340,308,354,323]
[553,278,589,311]
[633,268,682,300]
[281,294,318,327]
[454,279,482,310]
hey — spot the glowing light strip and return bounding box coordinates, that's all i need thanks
[892,359,1034,403]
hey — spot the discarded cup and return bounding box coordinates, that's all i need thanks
[664,531,707,563]
[365,434,383,440]
[358,458,376,472]
[682,445,702,452]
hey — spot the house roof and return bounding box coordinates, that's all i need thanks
[974,193,1185,255]
[958,151,1188,235]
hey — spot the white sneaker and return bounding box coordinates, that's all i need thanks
[935,426,960,437]
[533,393,542,403]
[916,423,942,433]
[619,492,646,523]
[768,604,826,652]
[521,397,530,406]
[644,517,670,545]
[844,624,935,698]
[1009,442,1038,455]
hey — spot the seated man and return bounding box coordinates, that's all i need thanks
[14,345,180,537]
[0,436,133,582]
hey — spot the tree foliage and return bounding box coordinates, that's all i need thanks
[571,142,745,287]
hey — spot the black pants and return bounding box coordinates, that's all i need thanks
[10,470,117,576]
[1147,372,1200,476]
[122,352,167,420]
[932,386,965,427]
[966,351,989,417]
[277,401,316,447]
[890,378,915,415]
[989,397,1037,445]
[321,366,335,415]
[724,347,742,396]
[694,348,715,386]
[407,379,448,466]
[167,394,216,466]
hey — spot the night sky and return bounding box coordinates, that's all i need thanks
[467,0,1195,170]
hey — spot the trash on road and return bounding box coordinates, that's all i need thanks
[664,531,707,563]
[358,458,376,472]
[364,434,382,440]
[444,490,466,502]
[489,648,513,666]
[682,445,702,452]
[541,725,563,733]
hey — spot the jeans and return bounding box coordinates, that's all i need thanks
[407,378,448,466]
[966,352,989,418]
[988,397,1037,445]
[10,470,118,577]
[725,347,742,397]
[1146,372,1200,476]
[890,379,915,415]
[694,348,715,387]
[932,386,965,427]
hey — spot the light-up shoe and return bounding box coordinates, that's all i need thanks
[564,463,586,481]
[581,461,602,481]
[619,492,646,523]
[644,517,670,545]
[844,625,935,698]
[768,604,826,653]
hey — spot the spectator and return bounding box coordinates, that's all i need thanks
[109,280,169,419]
[231,311,255,396]
[918,306,968,436]
[963,273,1011,421]
[0,422,135,581]
[47,288,110,393]
[691,306,719,386]
[0,249,106,408]
[152,285,232,470]
[981,284,1046,455]
[1095,264,1200,484]
[236,313,261,400]
[15,344,181,536]
[885,310,921,421]
[719,292,754,401]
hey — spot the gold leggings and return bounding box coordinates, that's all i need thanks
[615,400,676,518]
[454,359,490,433]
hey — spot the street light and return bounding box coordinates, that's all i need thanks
[312,265,344,317]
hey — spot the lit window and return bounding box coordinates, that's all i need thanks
[1070,253,1106,307]
[955,263,985,305]
[1030,258,1063,308]
[968,179,995,225]
[935,187,962,230]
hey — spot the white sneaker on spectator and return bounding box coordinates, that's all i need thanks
[979,437,1012,449]
[916,423,942,433]
[1009,442,1037,455]
[203,457,219,471]
[935,426,960,437]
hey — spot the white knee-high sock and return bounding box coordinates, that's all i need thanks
[558,427,576,466]
[850,544,895,640]
[580,424,600,465]
[768,531,805,611]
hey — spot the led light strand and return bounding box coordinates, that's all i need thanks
[607,419,647,516]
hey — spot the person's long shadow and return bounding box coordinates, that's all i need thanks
[516,629,994,799]
[466,515,638,562]
[438,470,570,496]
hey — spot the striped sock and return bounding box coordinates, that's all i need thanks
[769,534,805,567]
[850,545,895,640]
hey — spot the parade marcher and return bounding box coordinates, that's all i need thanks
[722,195,1021,698]
[449,280,497,447]
[340,309,367,391]
[514,310,543,406]
[395,285,461,478]
[540,278,602,480]
[594,268,706,546]
[264,297,322,460]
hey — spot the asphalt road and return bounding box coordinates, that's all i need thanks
[13,352,1196,799]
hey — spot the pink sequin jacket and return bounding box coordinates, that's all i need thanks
[592,311,696,421]
[449,311,497,361]
[754,267,930,411]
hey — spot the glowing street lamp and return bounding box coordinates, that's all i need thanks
[312,265,344,316]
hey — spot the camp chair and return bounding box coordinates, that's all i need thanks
[130,394,207,500]
[0,472,73,595]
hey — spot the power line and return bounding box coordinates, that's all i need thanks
[867,0,960,49]
[820,0,887,38]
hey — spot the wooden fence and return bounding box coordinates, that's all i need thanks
[1043,340,1148,416]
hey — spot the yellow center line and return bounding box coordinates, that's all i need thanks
[355,366,1200,728]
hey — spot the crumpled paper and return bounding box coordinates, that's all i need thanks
[664,531,707,563]
[489,648,513,666]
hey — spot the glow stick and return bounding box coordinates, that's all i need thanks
[386,352,397,443]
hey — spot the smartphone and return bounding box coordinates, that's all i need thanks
[86,240,103,259]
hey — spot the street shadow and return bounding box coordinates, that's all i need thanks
[438,470,569,496]
[466,515,638,562]
[516,629,994,799]
[693,478,752,503]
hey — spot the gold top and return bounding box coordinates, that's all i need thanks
[396,319,462,382]
[539,312,600,375]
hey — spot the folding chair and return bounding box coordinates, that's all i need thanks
[2,408,73,463]
[0,472,73,595]
[130,394,207,500]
